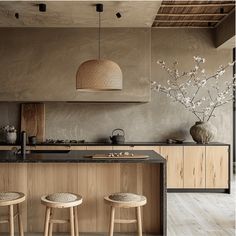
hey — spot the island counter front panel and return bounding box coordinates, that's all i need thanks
[0,162,166,235]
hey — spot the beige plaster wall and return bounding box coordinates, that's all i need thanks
[0,28,151,102]
[0,28,233,144]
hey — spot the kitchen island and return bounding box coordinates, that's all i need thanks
[0,150,166,236]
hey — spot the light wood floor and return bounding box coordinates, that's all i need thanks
[167,178,236,236]
[2,179,235,236]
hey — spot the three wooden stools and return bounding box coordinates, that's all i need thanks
[104,192,147,236]
[41,192,83,236]
[0,191,25,236]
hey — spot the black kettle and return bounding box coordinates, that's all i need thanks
[110,129,125,144]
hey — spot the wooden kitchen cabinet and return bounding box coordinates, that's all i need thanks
[86,146,112,150]
[184,146,206,188]
[113,146,133,150]
[206,146,229,188]
[133,146,160,153]
[160,146,184,188]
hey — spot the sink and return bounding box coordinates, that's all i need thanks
[30,150,71,154]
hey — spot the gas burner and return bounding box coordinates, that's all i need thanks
[43,139,85,145]
[57,140,65,143]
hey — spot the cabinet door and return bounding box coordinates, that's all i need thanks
[133,146,160,153]
[113,146,133,150]
[86,146,112,150]
[160,146,183,188]
[184,146,205,188]
[206,146,229,188]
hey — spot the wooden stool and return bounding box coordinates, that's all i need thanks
[104,192,147,236]
[0,191,25,236]
[41,192,82,236]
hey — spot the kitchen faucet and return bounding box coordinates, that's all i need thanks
[20,131,27,159]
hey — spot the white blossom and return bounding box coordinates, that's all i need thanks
[153,56,235,122]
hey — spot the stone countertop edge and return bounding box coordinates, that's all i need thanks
[0,150,166,163]
[0,142,230,146]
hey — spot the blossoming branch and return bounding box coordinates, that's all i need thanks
[151,56,236,122]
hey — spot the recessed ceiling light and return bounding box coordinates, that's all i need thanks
[39,3,46,12]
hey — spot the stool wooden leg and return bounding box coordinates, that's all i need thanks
[9,205,14,236]
[49,209,54,236]
[109,206,115,236]
[136,206,142,236]
[17,204,24,236]
[43,207,51,236]
[74,207,79,236]
[70,207,75,236]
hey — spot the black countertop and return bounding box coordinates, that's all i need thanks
[0,150,166,163]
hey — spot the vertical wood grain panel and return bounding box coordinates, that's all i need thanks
[120,163,138,232]
[142,164,160,233]
[96,164,120,232]
[160,146,184,188]
[86,146,112,150]
[0,163,161,234]
[206,146,229,188]
[133,146,160,154]
[184,146,205,188]
[112,146,133,150]
[0,164,27,232]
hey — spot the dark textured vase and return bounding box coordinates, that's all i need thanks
[190,121,217,144]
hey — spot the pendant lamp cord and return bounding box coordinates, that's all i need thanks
[98,11,101,59]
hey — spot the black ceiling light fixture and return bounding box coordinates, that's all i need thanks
[116,12,122,18]
[15,12,19,19]
[220,7,224,14]
[39,3,46,12]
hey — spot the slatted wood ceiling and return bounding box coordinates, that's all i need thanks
[153,0,235,28]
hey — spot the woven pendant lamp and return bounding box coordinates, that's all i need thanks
[76,4,122,91]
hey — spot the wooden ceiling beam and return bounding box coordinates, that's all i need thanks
[156,13,228,17]
[154,20,220,23]
[214,7,235,27]
[160,3,235,8]
[153,26,215,29]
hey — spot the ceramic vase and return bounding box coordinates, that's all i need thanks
[190,121,217,144]
[5,132,17,144]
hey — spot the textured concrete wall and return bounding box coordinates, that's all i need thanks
[0,28,233,144]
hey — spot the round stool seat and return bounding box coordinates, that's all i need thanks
[104,192,147,208]
[0,192,25,206]
[41,192,82,208]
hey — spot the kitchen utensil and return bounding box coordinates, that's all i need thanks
[110,128,125,144]
[21,103,45,142]
[29,136,37,145]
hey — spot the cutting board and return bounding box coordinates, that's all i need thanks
[91,154,149,159]
[21,103,45,142]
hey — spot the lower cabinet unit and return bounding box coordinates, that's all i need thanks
[133,146,160,153]
[184,146,205,188]
[206,146,229,189]
[160,146,184,189]
[0,144,230,193]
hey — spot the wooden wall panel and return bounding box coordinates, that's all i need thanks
[184,146,205,188]
[142,164,161,233]
[0,163,160,233]
[0,164,28,232]
[206,146,229,188]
